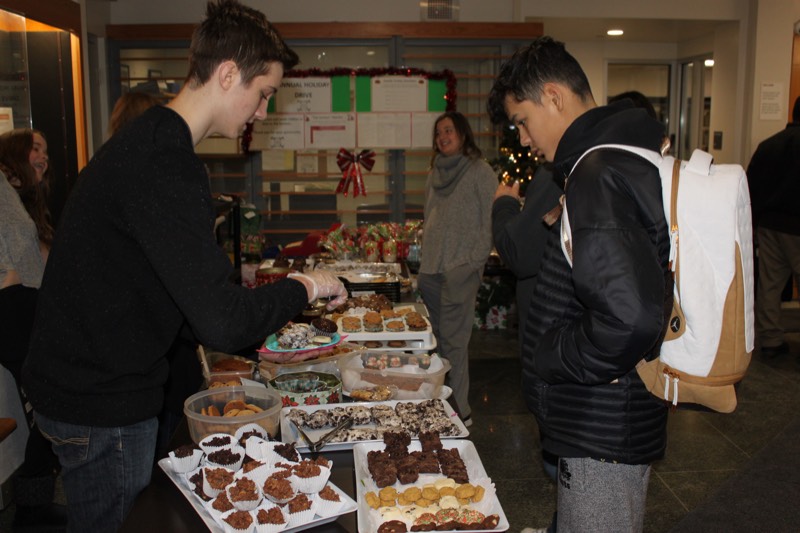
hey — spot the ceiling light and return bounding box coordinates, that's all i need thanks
[366,51,375,56]
[607,29,624,36]
[704,59,715,67]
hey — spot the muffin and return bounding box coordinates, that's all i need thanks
[341,316,362,333]
[363,311,383,332]
[311,317,338,337]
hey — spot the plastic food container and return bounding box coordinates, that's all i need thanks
[183,386,282,444]
[269,371,343,407]
[201,352,256,387]
[337,351,450,400]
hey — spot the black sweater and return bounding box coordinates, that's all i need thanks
[23,106,308,427]
[521,101,671,464]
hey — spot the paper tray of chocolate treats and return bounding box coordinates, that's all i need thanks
[353,432,509,532]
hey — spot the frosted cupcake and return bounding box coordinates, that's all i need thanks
[168,444,203,474]
[254,504,288,533]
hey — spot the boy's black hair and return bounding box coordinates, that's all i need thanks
[488,36,592,125]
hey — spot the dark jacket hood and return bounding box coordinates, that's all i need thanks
[553,99,667,179]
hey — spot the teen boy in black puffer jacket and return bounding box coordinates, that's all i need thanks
[488,37,671,533]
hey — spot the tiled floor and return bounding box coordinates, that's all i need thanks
[2,309,798,532]
[466,307,800,533]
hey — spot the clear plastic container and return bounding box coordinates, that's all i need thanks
[183,386,282,444]
[337,351,450,400]
[201,352,256,387]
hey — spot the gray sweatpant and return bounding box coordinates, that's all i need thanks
[417,262,483,419]
[557,457,651,533]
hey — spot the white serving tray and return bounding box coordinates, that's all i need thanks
[158,457,357,532]
[342,385,453,401]
[335,306,435,345]
[348,337,437,352]
[279,399,468,452]
[353,440,509,533]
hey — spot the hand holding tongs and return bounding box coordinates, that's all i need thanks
[293,416,354,454]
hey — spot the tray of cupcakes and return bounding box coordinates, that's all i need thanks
[353,431,509,532]
[158,428,357,532]
[329,305,436,352]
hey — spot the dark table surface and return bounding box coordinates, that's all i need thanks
[119,418,358,532]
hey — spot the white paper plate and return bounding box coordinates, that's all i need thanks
[158,458,357,532]
[352,440,509,532]
[279,399,468,452]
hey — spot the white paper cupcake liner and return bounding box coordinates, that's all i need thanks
[253,504,288,533]
[205,444,246,472]
[225,476,263,512]
[219,509,256,533]
[235,423,270,447]
[202,466,236,499]
[169,448,204,474]
[239,463,272,490]
[199,432,237,454]
[245,436,270,461]
[290,464,331,494]
[311,489,346,517]
[203,493,235,521]
[286,507,315,528]
[261,475,297,505]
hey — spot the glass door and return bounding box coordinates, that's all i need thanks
[677,56,713,159]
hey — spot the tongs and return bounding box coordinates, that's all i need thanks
[293,416,354,453]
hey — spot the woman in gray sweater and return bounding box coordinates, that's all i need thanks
[417,111,497,425]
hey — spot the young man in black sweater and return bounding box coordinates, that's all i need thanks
[22,2,346,531]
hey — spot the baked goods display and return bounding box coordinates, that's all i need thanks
[158,435,357,531]
[327,304,436,352]
[280,399,467,451]
[339,353,451,400]
[354,434,508,532]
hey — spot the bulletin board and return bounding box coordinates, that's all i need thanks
[245,67,456,153]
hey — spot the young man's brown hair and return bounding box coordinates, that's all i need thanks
[187,0,299,88]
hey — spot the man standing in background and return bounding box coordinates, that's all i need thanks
[747,96,800,358]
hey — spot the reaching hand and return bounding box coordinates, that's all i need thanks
[288,271,348,309]
[494,179,521,201]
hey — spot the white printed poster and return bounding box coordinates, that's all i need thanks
[304,113,356,149]
[759,82,784,120]
[251,115,305,150]
[0,107,13,135]
[358,113,412,148]
[276,77,332,113]
[371,76,427,112]
[411,112,439,148]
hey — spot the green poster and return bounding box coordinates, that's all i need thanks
[267,98,276,114]
[428,79,447,112]
[331,76,350,112]
[355,76,372,113]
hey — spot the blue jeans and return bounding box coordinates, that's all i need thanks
[35,412,158,533]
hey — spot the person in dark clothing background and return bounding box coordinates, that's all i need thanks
[746,95,800,358]
[488,37,671,532]
[21,1,346,531]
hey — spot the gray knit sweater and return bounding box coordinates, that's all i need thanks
[0,174,44,288]
[419,153,497,274]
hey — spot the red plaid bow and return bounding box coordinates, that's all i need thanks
[336,148,375,197]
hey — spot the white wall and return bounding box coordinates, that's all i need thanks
[747,0,799,165]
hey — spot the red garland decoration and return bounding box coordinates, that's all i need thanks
[241,67,456,152]
[336,148,376,197]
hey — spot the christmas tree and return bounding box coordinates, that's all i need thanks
[489,123,543,196]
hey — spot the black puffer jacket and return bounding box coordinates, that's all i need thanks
[521,100,671,464]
